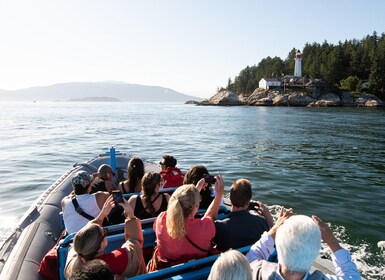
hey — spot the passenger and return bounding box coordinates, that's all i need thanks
[90,164,117,194]
[214,179,273,252]
[128,172,170,219]
[246,208,361,279]
[208,249,252,280]
[183,164,215,209]
[65,196,146,279]
[118,157,145,194]
[68,259,113,280]
[149,174,225,271]
[61,171,109,234]
[159,154,184,188]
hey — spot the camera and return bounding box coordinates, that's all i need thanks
[112,190,124,205]
[204,174,216,184]
[249,200,259,210]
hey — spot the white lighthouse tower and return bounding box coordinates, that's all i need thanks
[294,49,302,77]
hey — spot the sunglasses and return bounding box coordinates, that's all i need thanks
[159,162,165,165]
[101,228,109,239]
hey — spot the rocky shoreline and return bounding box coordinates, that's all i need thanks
[188,89,384,107]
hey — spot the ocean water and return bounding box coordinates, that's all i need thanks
[0,102,384,278]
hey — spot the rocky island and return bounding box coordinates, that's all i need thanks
[195,89,384,107]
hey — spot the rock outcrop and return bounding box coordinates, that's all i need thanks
[196,89,384,107]
[199,90,243,106]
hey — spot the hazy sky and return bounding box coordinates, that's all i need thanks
[1,1,384,98]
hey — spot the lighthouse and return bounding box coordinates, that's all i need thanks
[294,49,302,77]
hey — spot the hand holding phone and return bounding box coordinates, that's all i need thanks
[112,190,124,205]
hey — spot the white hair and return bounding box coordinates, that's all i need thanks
[275,215,321,272]
[208,250,252,280]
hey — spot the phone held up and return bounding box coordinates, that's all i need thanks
[112,190,124,205]
[203,174,216,184]
[249,200,259,210]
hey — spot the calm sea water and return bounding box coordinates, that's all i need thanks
[0,102,384,278]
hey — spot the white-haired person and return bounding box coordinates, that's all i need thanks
[208,249,252,280]
[246,208,361,279]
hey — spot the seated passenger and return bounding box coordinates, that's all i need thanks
[149,174,225,271]
[246,208,361,280]
[90,164,117,194]
[208,249,252,280]
[214,179,272,252]
[61,171,109,234]
[183,164,215,209]
[159,154,184,188]
[65,196,146,279]
[118,157,145,194]
[68,259,113,280]
[128,172,170,219]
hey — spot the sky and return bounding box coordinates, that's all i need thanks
[0,1,385,98]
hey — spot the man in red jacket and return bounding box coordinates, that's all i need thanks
[159,155,184,188]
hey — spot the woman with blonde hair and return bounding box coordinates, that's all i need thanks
[208,249,252,280]
[128,172,170,219]
[149,173,225,271]
[65,196,146,278]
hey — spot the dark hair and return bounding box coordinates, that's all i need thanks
[68,259,113,280]
[141,172,161,216]
[183,164,208,185]
[162,155,177,168]
[74,184,89,195]
[127,157,145,193]
[183,165,213,208]
[230,179,252,208]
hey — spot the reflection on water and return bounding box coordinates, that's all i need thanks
[0,102,384,278]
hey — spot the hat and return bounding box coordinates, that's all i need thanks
[72,171,92,188]
[98,164,115,177]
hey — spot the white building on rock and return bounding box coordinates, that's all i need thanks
[259,78,281,89]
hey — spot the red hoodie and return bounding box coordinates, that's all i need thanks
[160,167,184,188]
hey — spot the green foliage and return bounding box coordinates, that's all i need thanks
[225,31,385,99]
[340,76,360,92]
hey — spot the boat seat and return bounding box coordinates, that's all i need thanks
[128,245,252,280]
[57,226,156,280]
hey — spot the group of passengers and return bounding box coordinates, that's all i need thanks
[60,154,361,280]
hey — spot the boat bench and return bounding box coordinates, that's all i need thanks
[128,245,252,280]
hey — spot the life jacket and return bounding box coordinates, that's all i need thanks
[160,167,184,188]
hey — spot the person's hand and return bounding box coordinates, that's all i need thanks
[98,195,114,220]
[196,178,207,192]
[255,201,274,228]
[312,215,342,253]
[214,173,224,196]
[268,206,294,240]
[119,198,135,219]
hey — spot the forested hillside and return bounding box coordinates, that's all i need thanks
[225,32,385,100]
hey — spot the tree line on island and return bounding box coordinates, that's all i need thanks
[223,31,385,101]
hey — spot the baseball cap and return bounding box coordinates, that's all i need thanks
[72,171,92,188]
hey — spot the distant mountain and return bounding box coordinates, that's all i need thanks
[0,82,203,102]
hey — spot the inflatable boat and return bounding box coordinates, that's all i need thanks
[0,147,336,280]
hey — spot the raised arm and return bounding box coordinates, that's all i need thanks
[254,201,274,228]
[203,173,224,220]
[312,215,360,279]
[246,207,293,262]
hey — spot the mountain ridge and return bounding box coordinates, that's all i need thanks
[0,81,202,102]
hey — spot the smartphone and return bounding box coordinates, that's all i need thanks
[249,201,259,210]
[112,190,123,205]
[204,174,216,184]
